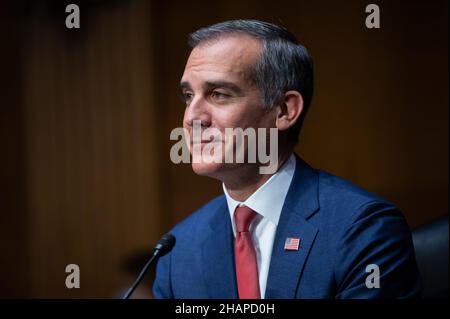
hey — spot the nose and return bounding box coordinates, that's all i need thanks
[184,96,212,128]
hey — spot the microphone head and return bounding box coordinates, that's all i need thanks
[154,233,176,256]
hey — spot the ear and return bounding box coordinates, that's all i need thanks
[275,90,304,132]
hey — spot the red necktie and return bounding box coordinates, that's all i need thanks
[234,205,260,299]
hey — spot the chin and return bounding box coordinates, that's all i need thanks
[191,161,226,179]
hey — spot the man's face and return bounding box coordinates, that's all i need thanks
[181,35,278,180]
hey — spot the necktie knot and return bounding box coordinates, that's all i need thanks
[234,205,257,233]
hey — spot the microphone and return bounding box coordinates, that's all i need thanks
[122,233,175,299]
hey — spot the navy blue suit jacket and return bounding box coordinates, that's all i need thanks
[153,155,422,298]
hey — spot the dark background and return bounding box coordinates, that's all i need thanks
[0,0,448,298]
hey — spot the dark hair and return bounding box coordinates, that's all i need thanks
[188,19,314,143]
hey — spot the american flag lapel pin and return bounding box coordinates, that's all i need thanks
[284,237,301,251]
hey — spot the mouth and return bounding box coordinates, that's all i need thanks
[191,140,222,147]
[191,137,223,143]
[189,138,223,153]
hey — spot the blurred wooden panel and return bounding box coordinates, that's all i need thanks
[0,1,30,298]
[22,0,163,297]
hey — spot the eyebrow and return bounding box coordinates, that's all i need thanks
[203,81,243,95]
[179,80,243,95]
[180,81,192,91]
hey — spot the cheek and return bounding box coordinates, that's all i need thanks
[210,108,239,130]
[221,102,256,123]
[237,106,273,129]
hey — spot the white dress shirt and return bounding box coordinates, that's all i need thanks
[222,154,296,298]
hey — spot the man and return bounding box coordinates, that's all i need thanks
[153,20,422,298]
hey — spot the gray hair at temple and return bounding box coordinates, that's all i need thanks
[188,19,314,144]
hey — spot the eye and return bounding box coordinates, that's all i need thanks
[181,91,194,105]
[210,90,229,100]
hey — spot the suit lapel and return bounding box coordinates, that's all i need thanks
[201,198,238,298]
[265,155,320,298]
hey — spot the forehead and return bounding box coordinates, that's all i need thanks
[182,35,261,84]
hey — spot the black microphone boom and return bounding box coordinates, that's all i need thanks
[122,233,175,299]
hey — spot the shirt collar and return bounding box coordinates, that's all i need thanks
[223,154,296,233]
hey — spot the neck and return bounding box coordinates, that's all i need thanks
[223,151,292,202]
